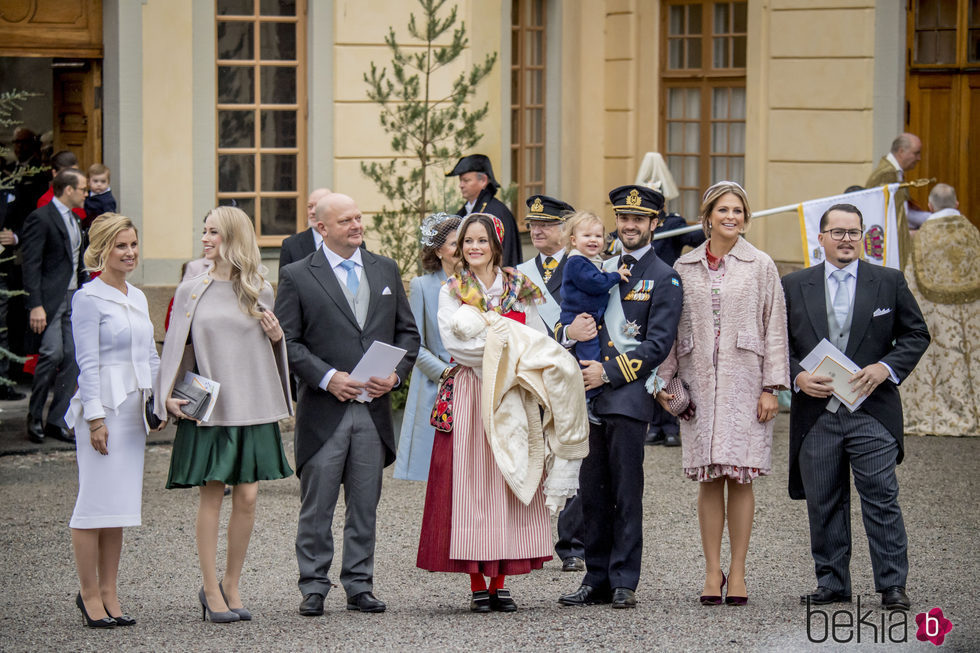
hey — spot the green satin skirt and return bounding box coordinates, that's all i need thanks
[165,420,293,488]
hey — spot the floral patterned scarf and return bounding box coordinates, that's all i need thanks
[446,267,545,314]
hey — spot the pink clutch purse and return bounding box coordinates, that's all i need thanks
[664,377,691,416]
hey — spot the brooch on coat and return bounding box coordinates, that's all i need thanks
[624,279,654,301]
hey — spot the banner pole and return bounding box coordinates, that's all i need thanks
[652,178,934,241]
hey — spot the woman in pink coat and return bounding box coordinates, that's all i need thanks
[657,181,789,607]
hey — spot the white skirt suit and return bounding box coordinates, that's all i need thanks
[66,278,160,529]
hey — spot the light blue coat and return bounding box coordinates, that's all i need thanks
[394,271,452,481]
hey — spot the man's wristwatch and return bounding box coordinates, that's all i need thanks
[600,370,610,384]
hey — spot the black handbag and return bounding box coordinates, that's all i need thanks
[171,381,211,421]
[144,393,163,430]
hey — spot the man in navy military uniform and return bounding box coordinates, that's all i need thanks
[446,154,522,267]
[559,185,683,608]
[515,194,586,572]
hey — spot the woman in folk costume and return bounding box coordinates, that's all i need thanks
[657,181,789,607]
[394,213,461,481]
[156,206,293,623]
[416,213,589,613]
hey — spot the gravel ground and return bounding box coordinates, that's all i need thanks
[0,412,978,652]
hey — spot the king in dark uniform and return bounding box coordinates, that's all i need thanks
[559,185,683,609]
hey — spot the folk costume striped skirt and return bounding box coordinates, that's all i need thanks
[416,366,552,576]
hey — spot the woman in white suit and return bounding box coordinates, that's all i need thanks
[395,213,461,481]
[66,213,163,627]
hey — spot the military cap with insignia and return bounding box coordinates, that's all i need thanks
[525,194,575,224]
[608,184,665,217]
[446,154,500,189]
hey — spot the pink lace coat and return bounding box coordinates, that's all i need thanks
[659,238,790,474]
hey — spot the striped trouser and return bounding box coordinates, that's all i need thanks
[799,408,908,594]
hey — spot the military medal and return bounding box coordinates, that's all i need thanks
[622,319,641,338]
[542,256,558,283]
[625,279,654,301]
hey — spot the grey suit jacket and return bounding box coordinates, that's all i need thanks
[275,247,420,473]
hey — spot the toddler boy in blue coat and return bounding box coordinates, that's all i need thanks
[559,211,630,401]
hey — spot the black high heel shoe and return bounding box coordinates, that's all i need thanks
[219,581,252,621]
[76,593,116,628]
[699,572,726,606]
[106,610,136,626]
[198,587,240,623]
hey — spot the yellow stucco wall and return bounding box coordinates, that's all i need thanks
[141,0,195,261]
[130,0,884,272]
[758,0,877,264]
[556,0,879,265]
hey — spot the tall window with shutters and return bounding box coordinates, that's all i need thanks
[511,0,546,227]
[661,0,746,220]
[215,0,307,246]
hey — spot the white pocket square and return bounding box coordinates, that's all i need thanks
[873,307,891,317]
[381,286,392,295]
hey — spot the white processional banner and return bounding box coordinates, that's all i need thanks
[797,184,900,270]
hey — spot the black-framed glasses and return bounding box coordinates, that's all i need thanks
[821,228,863,241]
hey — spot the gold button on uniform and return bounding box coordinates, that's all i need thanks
[608,341,614,347]
[604,356,610,361]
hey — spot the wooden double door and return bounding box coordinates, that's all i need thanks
[905,0,980,229]
[1,0,103,170]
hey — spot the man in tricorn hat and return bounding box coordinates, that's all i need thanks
[447,154,521,267]
[559,185,683,609]
[515,194,586,573]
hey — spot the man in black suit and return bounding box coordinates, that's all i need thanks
[447,154,521,267]
[21,168,89,443]
[782,203,929,611]
[278,187,331,272]
[275,192,419,617]
[559,185,683,609]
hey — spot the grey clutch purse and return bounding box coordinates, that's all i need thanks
[172,381,211,421]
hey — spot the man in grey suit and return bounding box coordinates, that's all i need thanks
[275,193,419,616]
[782,203,929,612]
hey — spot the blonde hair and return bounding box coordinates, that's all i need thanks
[204,206,267,318]
[699,181,751,237]
[83,213,138,273]
[561,211,604,251]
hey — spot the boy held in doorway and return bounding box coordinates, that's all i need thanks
[84,163,117,224]
[559,211,630,411]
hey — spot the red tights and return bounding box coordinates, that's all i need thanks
[469,573,506,593]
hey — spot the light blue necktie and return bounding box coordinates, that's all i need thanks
[339,259,359,295]
[831,268,850,327]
